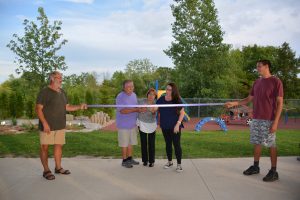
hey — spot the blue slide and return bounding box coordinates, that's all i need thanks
[195,117,228,132]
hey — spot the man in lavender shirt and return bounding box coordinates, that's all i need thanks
[116,80,146,168]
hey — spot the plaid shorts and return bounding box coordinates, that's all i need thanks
[250,119,276,147]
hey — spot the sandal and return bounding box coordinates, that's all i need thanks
[55,168,71,175]
[43,171,55,180]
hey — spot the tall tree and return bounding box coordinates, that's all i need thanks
[165,0,230,98]
[0,91,10,119]
[241,43,300,99]
[124,59,158,96]
[154,67,177,89]
[241,44,278,81]
[275,42,300,98]
[7,7,68,87]
[109,59,159,97]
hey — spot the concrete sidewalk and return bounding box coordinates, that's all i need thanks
[0,157,299,200]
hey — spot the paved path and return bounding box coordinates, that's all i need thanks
[0,157,299,200]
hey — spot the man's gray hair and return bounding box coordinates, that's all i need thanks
[122,80,133,89]
[49,71,61,83]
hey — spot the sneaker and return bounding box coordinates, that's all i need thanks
[149,163,154,167]
[176,164,183,173]
[243,165,260,175]
[129,158,140,165]
[143,162,148,166]
[122,160,133,168]
[164,161,173,169]
[263,170,279,182]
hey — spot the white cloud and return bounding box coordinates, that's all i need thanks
[143,0,164,9]
[34,0,44,5]
[0,60,19,83]
[63,0,94,4]
[215,0,300,54]
[62,8,172,49]
[58,2,174,70]
[1,0,300,84]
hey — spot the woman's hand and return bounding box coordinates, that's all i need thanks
[174,123,180,134]
[138,107,147,113]
[149,107,158,114]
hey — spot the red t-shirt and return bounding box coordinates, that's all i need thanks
[250,76,283,120]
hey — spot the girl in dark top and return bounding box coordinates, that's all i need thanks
[156,83,185,172]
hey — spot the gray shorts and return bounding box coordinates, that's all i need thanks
[250,119,276,147]
[118,127,138,147]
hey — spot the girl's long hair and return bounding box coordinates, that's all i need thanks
[167,82,181,104]
[167,82,182,115]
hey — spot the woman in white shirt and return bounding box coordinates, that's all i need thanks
[137,88,158,167]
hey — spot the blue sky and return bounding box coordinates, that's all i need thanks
[0,0,300,83]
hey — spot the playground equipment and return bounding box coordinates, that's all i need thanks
[282,106,296,124]
[220,105,253,126]
[195,117,228,132]
[90,111,110,125]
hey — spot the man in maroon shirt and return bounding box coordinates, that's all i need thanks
[225,60,283,182]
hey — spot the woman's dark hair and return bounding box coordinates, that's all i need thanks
[167,82,183,115]
[167,82,181,104]
[257,59,272,73]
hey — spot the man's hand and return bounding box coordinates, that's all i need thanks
[224,101,238,108]
[43,122,51,134]
[269,122,278,134]
[80,103,87,110]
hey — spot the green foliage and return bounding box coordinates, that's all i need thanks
[165,0,231,98]
[240,43,300,98]
[0,76,37,119]
[154,67,176,89]
[84,90,95,116]
[98,80,116,117]
[226,49,250,98]
[25,100,35,118]
[6,7,68,88]
[0,91,10,119]
[15,93,24,118]
[124,58,158,96]
[11,117,17,126]
[21,122,38,132]
[9,92,17,118]
[275,42,300,98]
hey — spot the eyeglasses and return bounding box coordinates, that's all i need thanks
[53,75,62,79]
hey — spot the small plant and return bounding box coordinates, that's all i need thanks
[11,118,17,126]
[21,122,37,131]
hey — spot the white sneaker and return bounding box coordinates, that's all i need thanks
[164,161,173,169]
[176,164,183,173]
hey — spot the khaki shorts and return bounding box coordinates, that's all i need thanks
[118,127,138,147]
[40,129,66,145]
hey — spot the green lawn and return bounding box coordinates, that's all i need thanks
[0,130,299,158]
